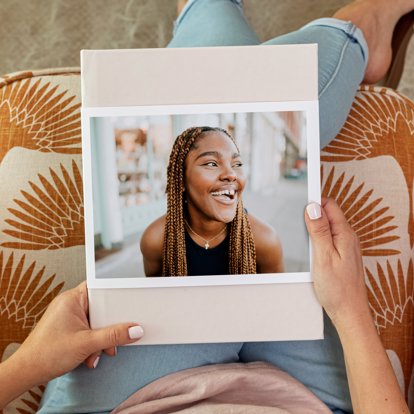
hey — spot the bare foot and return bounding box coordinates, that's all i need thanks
[333,0,414,84]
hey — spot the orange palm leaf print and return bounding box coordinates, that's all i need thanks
[366,260,414,398]
[0,251,63,360]
[0,77,81,164]
[14,385,45,414]
[321,86,414,246]
[1,160,85,250]
[322,165,400,256]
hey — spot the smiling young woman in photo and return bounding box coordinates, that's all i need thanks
[140,126,284,276]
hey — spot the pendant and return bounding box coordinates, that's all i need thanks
[205,242,209,250]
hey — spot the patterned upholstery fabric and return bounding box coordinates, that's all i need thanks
[0,69,85,413]
[321,86,414,407]
[0,70,413,412]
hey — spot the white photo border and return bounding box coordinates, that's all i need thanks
[82,101,320,289]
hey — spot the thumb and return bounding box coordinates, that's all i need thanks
[304,200,334,254]
[84,323,145,353]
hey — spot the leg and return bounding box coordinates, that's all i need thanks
[168,1,368,148]
[39,342,242,414]
[263,18,368,147]
[169,0,414,146]
[168,0,260,47]
[333,0,414,84]
[239,313,351,413]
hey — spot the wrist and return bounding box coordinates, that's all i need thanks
[330,303,376,336]
[0,352,39,409]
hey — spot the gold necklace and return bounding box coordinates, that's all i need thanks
[184,219,227,250]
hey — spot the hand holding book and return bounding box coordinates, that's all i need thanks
[305,199,408,413]
[0,282,144,410]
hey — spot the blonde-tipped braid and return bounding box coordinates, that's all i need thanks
[163,126,256,276]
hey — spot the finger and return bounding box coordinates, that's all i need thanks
[76,281,89,312]
[84,352,101,369]
[84,324,144,353]
[103,347,117,357]
[77,280,87,291]
[321,198,357,252]
[304,200,334,253]
[323,198,353,236]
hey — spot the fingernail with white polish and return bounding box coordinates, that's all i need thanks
[128,326,144,339]
[93,356,100,369]
[306,202,321,220]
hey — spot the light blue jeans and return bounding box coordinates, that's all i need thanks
[170,0,368,148]
[40,1,369,413]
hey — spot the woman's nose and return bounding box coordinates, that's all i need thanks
[220,166,237,181]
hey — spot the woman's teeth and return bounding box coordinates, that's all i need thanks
[211,189,236,199]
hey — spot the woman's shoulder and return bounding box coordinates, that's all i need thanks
[248,214,279,246]
[140,215,166,259]
[248,213,284,273]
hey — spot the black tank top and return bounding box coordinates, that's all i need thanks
[185,231,230,276]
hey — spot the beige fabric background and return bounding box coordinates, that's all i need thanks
[1,0,414,99]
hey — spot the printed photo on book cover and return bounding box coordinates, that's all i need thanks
[84,103,316,285]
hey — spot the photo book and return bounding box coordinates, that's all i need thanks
[81,45,323,344]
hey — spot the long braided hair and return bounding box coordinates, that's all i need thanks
[162,126,256,276]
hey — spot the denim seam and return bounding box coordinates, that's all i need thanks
[302,18,368,66]
[318,36,352,99]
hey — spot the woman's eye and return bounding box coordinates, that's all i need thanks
[204,161,218,167]
[234,162,243,168]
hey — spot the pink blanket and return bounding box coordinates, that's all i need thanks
[111,362,331,414]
